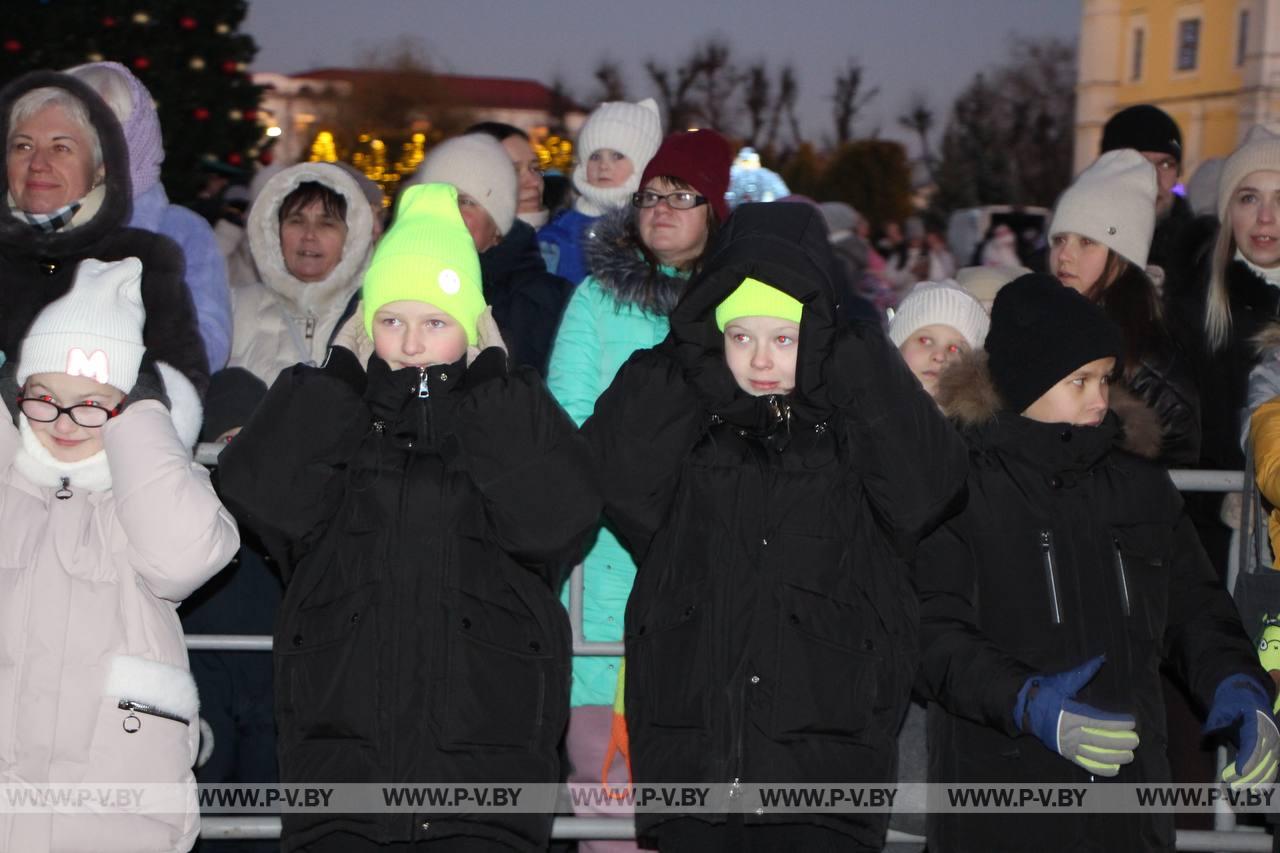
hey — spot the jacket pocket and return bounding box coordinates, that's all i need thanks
[771,583,881,742]
[629,583,710,731]
[276,586,379,744]
[435,588,553,749]
[83,656,198,784]
[1112,523,1170,639]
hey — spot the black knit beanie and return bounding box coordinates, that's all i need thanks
[984,274,1123,414]
[1100,104,1182,162]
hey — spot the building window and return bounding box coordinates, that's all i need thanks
[1177,18,1200,72]
[1238,10,1250,67]
[1131,27,1145,81]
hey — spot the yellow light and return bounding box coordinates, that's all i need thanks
[265,126,282,138]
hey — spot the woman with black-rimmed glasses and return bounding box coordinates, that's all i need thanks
[546,129,733,853]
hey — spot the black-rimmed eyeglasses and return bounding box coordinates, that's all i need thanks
[17,395,123,428]
[632,190,708,210]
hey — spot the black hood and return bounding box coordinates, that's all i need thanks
[665,202,842,426]
[0,70,132,255]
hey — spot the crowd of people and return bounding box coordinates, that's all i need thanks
[4,58,1280,853]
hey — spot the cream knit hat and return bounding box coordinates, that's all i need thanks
[1049,149,1157,269]
[1217,125,1280,219]
[413,133,517,235]
[18,257,146,393]
[571,98,663,214]
[889,279,990,350]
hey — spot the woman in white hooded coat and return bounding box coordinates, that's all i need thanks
[229,162,374,386]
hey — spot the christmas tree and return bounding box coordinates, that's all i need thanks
[0,0,264,203]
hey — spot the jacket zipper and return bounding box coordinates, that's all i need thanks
[118,699,190,726]
[1112,539,1132,616]
[54,476,72,500]
[304,316,316,341]
[1039,529,1063,625]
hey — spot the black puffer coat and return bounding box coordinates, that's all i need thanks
[1127,340,1200,467]
[917,353,1266,853]
[0,71,208,394]
[480,219,572,376]
[1193,259,1280,473]
[583,202,968,847]
[218,346,600,852]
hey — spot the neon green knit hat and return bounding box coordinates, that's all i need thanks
[362,183,485,344]
[715,277,803,331]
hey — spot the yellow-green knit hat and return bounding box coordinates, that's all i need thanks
[715,277,803,331]
[362,183,485,344]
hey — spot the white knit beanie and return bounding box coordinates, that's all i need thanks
[413,133,517,235]
[1217,125,1280,219]
[1048,149,1157,269]
[889,279,990,350]
[572,98,663,214]
[18,257,146,393]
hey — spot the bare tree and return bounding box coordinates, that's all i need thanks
[592,60,627,105]
[766,65,800,151]
[645,56,700,131]
[743,63,771,148]
[831,60,879,145]
[687,38,740,132]
[898,91,936,178]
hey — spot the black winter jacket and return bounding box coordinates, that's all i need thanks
[583,202,968,847]
[0,71,208,394]
[218,346,601,852]
[1194,260,1280,473]
[480,219,572,376]
[917,354,1265,853]
[1127,340,1200,467]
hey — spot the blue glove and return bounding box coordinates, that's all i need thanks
[1205,676,1280,791]
[1014,655,1139,777]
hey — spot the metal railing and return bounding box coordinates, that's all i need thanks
[187,469,1267,849]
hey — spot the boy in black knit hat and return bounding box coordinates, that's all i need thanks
[914,273,1277,853]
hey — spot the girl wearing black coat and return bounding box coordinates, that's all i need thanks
[917,274,1275,853]
[0,71,208,394]
[584,202,968,850]
[218,184,601,852]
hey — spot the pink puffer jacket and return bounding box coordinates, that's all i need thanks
[0,372,239,853]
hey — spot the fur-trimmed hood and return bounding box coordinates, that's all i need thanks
[0,70,133,255]
[246,162,374,315]
[583,205,689,315]
[1254,319,1280,359]
[936,349,1163,461]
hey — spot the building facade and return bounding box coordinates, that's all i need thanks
[254,68,586,170]
[1075,0,1280,175]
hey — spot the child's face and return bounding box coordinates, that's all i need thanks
[585,148,633,188]
[371,300,469,371]
[723,316,799,397]
[1021,356,1116,427]
[1050,232,1109,296]
[21,372,125,463]
[898,323,969,398]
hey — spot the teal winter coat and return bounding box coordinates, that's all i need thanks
[546,207,690,706]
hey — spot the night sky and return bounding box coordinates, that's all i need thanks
[245,0,1081,151]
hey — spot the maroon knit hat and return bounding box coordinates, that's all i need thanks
[639,129,734,222]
